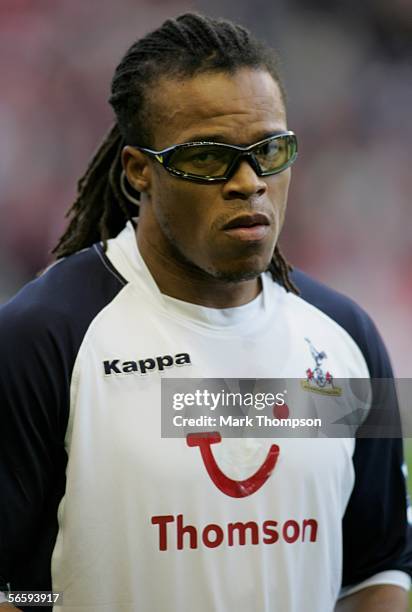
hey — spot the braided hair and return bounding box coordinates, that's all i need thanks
[53,13,298,293]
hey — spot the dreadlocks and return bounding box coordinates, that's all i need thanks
[53,12,298,293]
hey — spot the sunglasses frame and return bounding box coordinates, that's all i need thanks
[133,131,298,183]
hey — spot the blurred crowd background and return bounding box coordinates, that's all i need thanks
[1,0,411,375]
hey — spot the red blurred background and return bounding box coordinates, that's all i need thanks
[1,0,411,374]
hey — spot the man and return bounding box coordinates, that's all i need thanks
[0,13,411,612]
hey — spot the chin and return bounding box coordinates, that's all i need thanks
[213,270,261,283]
[208,258,270,283]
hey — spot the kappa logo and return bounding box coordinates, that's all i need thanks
[301,338,342,396]
[187,432,280,498]
[103,352,191,376]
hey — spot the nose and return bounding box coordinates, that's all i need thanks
[222,158,267,200]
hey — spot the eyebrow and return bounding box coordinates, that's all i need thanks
[181,130,286,145]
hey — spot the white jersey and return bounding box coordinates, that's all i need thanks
[0,222,411,612]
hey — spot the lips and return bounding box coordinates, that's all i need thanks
[222,213,271,242]
[222,213,270,230]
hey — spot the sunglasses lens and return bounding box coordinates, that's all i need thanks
[168,146,233,178]
[160,133,297,180]
[254,135,297,174]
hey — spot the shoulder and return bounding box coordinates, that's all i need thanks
[289,268,393,378]
[0,244,128,360]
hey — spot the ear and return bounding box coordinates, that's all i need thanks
[122,146,151,194]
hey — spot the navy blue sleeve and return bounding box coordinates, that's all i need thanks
[0,245,126,610]
[291,268,412,586]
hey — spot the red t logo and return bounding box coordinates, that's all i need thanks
[187,432,279,498]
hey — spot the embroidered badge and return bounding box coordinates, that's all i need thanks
[301,338,342,396]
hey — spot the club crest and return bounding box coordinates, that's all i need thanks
[301,338,342,396]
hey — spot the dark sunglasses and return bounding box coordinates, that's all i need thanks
[133,131,298,183]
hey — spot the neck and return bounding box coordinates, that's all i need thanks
[136,225,262,309]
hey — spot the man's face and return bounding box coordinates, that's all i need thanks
[131,68,291,282]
